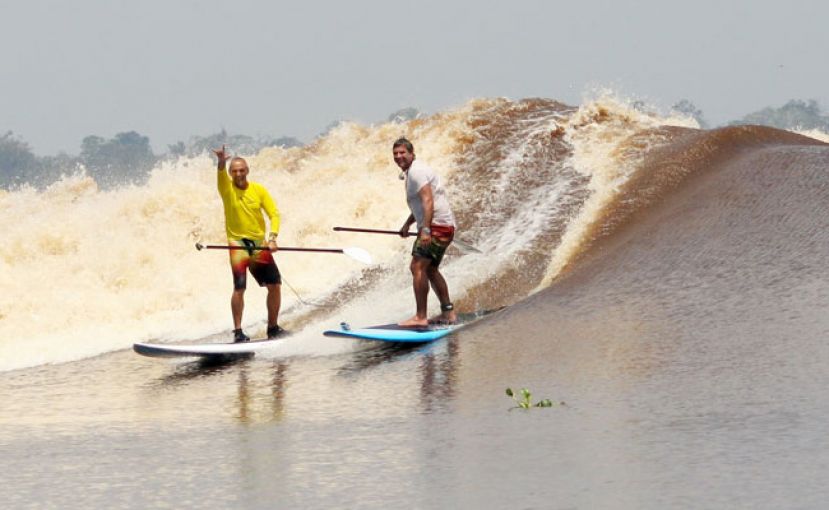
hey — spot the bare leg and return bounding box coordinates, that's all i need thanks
[231,288,245,329]
[399,256,431,327]
[266,283,281,327]
[427,266,456,323]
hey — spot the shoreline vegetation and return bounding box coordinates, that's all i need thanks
[1,100,827,191]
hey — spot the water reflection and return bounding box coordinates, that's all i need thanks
[236,361,288,424]
[334,337,462,414]
[335,343,422,374]
[418,338,460,413]
[143,334,462,426]
[155,356,250,387]
[140,355,291,426]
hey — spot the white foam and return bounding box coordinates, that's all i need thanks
[537,91,698,288]
[0,106,476,372]
[0,93,703,372]
[789,127,829,143]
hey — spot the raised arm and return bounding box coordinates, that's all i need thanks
[213,145,232,194]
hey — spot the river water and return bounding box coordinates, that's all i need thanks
[2,98,828,509]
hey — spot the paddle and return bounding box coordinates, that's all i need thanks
[195,242,372,264]
[332,226,482,254]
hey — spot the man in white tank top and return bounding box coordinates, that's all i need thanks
[393,137,457,326]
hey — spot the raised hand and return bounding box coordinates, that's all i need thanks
[212,144,231,166]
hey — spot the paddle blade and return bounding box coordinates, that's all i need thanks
[343,247,372,265]
[453,239,482,254]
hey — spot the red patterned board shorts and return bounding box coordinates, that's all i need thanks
[412,225,455,267]
[229,238,281,290]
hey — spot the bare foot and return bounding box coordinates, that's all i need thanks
[428,311,458,325]
[398,316,429,327]
[441,310,458,324]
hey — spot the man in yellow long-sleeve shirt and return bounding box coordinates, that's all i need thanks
[212,145,284,342]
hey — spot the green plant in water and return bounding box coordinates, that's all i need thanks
[505,387,558,410]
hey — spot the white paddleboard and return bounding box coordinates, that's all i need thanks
[133,338,284,359]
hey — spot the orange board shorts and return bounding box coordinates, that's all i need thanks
[229,238,281,290]
[411,224,455,267]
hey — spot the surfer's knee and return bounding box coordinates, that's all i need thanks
[410,257,428,274]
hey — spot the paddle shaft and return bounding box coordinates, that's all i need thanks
[333,226,415,236]
[333,226,483,254]
[197,244,344,254]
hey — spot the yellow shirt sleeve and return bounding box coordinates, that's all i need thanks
[217,167,232,197]
[260,185,280,236]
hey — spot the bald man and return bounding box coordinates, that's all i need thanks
[213,145,284,342]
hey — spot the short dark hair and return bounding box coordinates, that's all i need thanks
[392,137,414,152]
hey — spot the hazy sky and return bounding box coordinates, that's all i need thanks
[3,0,827,154]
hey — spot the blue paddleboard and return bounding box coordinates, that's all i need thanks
[323,323,458,343]
[323,308,505,344]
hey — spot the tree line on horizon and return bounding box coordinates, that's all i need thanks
[0,129,304,191]
[0,101,826,192]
